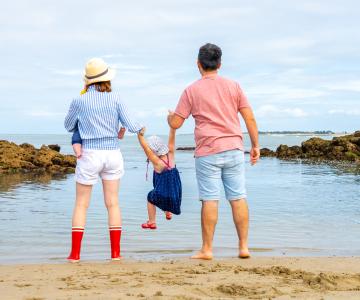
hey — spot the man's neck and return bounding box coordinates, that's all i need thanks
[201,70,218,78]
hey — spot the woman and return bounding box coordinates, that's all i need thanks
[64,58,143,261]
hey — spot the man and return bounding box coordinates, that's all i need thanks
[168,43,260,260]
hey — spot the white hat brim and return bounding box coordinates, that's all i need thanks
[84,68,116,85]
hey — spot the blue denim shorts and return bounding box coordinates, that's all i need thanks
[195,149,246,201]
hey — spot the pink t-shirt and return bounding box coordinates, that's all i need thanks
[175,74,250,157]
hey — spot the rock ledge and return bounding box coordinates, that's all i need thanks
[0,141,76,175]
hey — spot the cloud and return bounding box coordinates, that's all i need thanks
[265,37,316,51]
[101,53,124,59]
[324,80,360,92]
[328,109,360,116]
[25,111,64,117]
[135,107,169,118]
[52,69,82,76]
[255,105,309,118]
[247,85,328,101]
[0,0,359,133]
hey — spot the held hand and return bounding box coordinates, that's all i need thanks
[138,127,146,136]
[168,110,175,123]
[118,127,126,139]
[250,147,260,165]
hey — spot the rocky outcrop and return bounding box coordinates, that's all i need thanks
[0,141,76,175]
[261,131,360,164]
[177,147,196,151]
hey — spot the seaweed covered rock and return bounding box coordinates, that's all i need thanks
[260,132,360,165]
[0,141,76,175]
[276,145,302,159]
[260,148,276,157]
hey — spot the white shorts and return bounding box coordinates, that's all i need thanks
[75,149,124,185]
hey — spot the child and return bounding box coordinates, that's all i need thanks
[137,127,182,229]
[71,88,126,158]
[71,127,126,158]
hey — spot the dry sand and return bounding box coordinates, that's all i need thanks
[1,257,360,299]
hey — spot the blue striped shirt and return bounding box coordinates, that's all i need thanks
[64,85,143,150]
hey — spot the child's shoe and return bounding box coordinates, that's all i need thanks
[141,221,157,229]
[165,211,172,220]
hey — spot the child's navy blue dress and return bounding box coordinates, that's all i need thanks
[147,155,182,215]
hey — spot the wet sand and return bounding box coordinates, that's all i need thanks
[1,257,360,299]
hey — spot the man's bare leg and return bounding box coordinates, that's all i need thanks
[230,198,250,258]
[191,200,218,260]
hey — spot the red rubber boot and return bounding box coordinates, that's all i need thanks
[109,226,122,260]
[67,227,84,262]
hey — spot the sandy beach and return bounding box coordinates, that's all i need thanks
[1,257,360,299]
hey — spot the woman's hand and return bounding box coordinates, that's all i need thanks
[138,127,146,137]
[118,127,126,139]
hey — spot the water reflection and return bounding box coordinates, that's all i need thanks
[0,173,68,193]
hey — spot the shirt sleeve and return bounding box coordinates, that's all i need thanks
[71,126,82,144]
[64,99,79,132]
[237,83,251,110]
[175,89,192,119]
[117,100,143,133]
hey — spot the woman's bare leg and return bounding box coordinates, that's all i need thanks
[102,179,121,226]
[72,182,92,227]
[102,179,122,259]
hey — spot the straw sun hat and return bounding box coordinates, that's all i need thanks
[84,58,116,85]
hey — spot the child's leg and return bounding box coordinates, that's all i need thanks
[147,201,156,223]
[72,129,83,158]
[72,143,82,159]
[118,127,126,139]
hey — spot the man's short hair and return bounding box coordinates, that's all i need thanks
[198,43,222,71]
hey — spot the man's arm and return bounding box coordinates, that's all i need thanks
[168,110,185,129]
[239,107,260,165]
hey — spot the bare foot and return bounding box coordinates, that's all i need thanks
[191,251,213,260]
[239,249,251,259]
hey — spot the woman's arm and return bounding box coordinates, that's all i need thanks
[168,128,176,154]
[117,100,143,133]
[137,128,162,167]
[64,100,79,132]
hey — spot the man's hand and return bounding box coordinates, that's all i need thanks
[168,110,185,129]
[118,127,126,139]
[167,110,175,124]
[250,147,260,165]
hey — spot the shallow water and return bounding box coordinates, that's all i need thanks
[0,133,359,263]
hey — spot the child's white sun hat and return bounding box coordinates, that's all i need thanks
[147,136,169,156]
[84,58,116,85]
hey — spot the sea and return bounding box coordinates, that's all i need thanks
[0,133,359,264]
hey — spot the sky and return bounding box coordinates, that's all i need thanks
[0,0,359,134]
